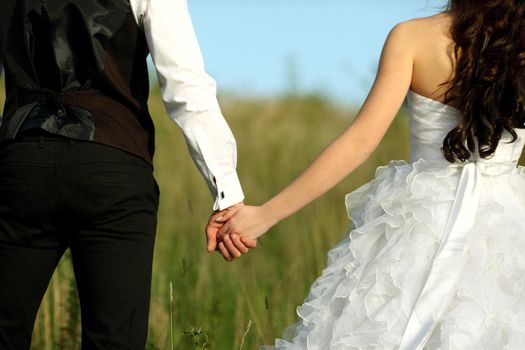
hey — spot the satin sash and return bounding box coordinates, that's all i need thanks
[398,162,482,350]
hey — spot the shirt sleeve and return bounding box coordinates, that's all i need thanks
[129,0,244,210]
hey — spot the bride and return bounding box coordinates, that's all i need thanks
[207,0,525,348]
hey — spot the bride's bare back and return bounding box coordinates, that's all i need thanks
[408,13,457,104]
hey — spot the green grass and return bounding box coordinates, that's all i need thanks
[1,84,523,349]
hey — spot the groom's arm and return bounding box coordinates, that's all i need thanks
[130,0,244,211]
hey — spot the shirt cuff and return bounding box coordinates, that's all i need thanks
[212,172,245,211]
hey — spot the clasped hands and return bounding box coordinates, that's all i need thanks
[205,202,271,261]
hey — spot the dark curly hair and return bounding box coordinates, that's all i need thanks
[442,0,525,162]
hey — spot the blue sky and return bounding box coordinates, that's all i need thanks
[187,0,446,105]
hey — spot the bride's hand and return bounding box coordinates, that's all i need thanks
[217,205,275,242]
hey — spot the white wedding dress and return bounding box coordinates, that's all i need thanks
[264,91,525,349]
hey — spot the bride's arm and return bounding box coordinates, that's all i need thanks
[218,22,416,242]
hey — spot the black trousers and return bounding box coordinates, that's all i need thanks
[0,132,159,350]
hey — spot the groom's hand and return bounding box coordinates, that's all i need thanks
[205,202,244,253]
[217,233,257,262]
[205,211,224,252]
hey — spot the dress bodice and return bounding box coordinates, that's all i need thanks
[407,90,525,165]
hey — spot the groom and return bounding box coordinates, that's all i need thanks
[0,0,253,348]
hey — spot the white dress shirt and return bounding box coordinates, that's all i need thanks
[129,0,244,210]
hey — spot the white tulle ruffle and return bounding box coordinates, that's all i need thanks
[263,159,525,350]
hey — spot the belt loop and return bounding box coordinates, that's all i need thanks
[38,135,44,148]
[68,138,75,146]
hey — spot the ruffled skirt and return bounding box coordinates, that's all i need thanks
[263,160,525,349]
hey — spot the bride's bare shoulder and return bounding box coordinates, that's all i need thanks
[391,13,452,43]
[406,12,451,25]
[397,13,456,99]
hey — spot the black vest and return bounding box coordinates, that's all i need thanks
[0,0,155,162]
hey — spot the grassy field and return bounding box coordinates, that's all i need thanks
[1,84,523,349]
